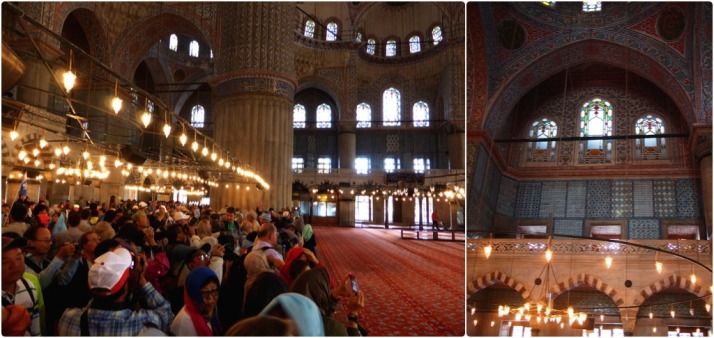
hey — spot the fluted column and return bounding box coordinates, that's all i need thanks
[692,125,712,239]
[448,124,465,170]
[210,3,295,210]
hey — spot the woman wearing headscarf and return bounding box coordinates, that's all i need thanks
[290,267,365,336]
[279,245,322,287]
[243,271,288,319]
[170,267,222,336]
[258,293,325,336]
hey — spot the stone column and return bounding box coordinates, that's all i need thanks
[692,125,712,239]
[210,3,296,210]
[448,123,465,170]
[620,308,638,336]
[338,123,356,171]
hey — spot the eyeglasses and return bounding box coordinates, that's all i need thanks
[194,254,209,261]
[200,289,219,299]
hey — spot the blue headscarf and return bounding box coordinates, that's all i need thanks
[184,267,221,335]
[259,293,325,336]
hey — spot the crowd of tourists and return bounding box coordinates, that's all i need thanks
[2,196,367,336]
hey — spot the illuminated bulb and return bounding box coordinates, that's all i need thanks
[649,311,653,319]
[484,244,492,259]
[690,307,695,316]
[706,304,711,313]
[515,313,522,321]
[49,163,55,170]
[191,140,199,151]
[141,111,152,128]
[202,146,208,157]
[655,261,663,274]
[18,150,27,160]
[537,303,543,313]
[138,166,143,172]
[23,157,30,164]
[670,309,675,318]
[127,163,133,169]
[32,148,40,157]
[473,319,477,327]
[653,327,657,333]
[490,321,495,327]
[690,273,697,284]
[545,248,553,262]
[63,70,76,92]
[39,138,47,149]
[86,161,93,170]
[112,96,122,114]
[63,145,70,155]
[180,133,187,146]
[146,168,152,174]
[600,314,604,322]
[605,255,612,269]
[163,123,171,138]
[225,162,230,169]
[54,147,62,156]
[567,306,574,317]
[219,158,224,166]
[34,159,40,167]
[560,323,564,329]
[82,150,89,159]
[10,130,18,141]
[211,152,217,161]
[99,155,106,163]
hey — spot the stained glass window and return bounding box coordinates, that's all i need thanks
[579,98,612,163]
[413,101,430,127]
[292,157,304,173]
[367,39,376,55]
[304,20,315,38]
[413,158,430,173]
[383,88,401,126]
[527,118,557,162]
[432,26,443,45]
[386,40,397,57]
[582,1,601,12]
[293,104,306,128]
[356,103,371,128]
[355,157,370,174]
[169,34,178,51]
[326,22,338,41]
[189,40,199,57]
[317,157,331,174]
[635,115,666,160]
[147,100,155,113]
[191,105,205,128]
[316,104,332,128]
[384,157,400,173]
[409,36,421,54]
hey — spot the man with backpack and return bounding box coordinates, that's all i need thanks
[2,235,41,336]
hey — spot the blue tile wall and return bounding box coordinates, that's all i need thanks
[540,182,567,218]
[612,181,633,218]
[486,165,502,210]
[587,181,612,218]
[633,180,654,217]
[653,180,677,217]
[473,145,488,192]
[628,219,661,239]
[515,182,541,218]
[554,219,583,236]
[497,177,518,217]
[566,182,587,218]
[676,180,701,218]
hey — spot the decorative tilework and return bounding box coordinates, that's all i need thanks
[515,182,541,218]
[676,180,701,218]
[486,167,502,210]
[539,182,567,218]
[386,134,399,152]
[472,145,488,192]
[629,219,661,239]
[554,219,583,237]
[587,181,612,218]
[612,181,633,218]
[307,135,316,153]
[497,177,518,217]
[566,182,586,218]
[653,180,677,217]
[633,180,654,217]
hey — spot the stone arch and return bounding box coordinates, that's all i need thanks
[482,40,695,137]
[295,76,344,120]
[468,270,530,300]
[52,4,110,64]
[550,273,626,306]
[633,274,712,306]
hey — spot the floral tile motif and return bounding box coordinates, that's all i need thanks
[472,145,488,193]
[612,181,633,218]
[587,181,612,218]
[515,182,541,218]
[497,177,518,217]
[653,180,677,217]
[554,219,583,237]
[633,180,654,217]
[566,181,587,218]
[628,219,660,239]
[539,181,567,218]
[676,180,701,218]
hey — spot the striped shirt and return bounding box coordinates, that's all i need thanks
[2,276,41,336]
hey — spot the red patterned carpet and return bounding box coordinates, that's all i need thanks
[313,226,465,336]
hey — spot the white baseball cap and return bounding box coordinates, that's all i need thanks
[88,247,133,296]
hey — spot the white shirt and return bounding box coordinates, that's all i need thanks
[170,307,212,336]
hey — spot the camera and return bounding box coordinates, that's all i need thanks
[73,242,81,253]
[350,274,358,294]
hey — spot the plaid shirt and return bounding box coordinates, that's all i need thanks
[58,283,174,336]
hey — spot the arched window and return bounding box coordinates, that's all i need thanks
[582,1,602,12]
[210,49,213,59]
[386,40,397,57]
[579,98,613,164]
[413,101,429,127]
[635,115,666,160]
[409,36,421,54]
[366,39,376,55]
[304,20,315,38]
[355,31,363,42]
[326,22,338,41]
[293,104,306,128]
[191,105,205,128]
[189,40,199,57]
[432,26,443,45]
[147,100,155,113]
[527,118,557,162]
[355,157,370,174]
[356,103,371,128]
[383,88,401,126]
[316,103,332,128]
[169,34,178,51]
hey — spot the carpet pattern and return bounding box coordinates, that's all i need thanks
[314,226,465,336]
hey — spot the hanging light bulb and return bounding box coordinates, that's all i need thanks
[54,147,62,157]
[202,145,209,157]
[114,159,122,168]
[163,123,172,138]
[82,150,90,160]
[652,327,657,333]
[691,273,697,284]
[141,111,152,128]
[10,130,18,141]
[180,132,187,146]
[49,162,55,170]
[649,311,653,319]
[705,304,711,313]
[112,80,122,114]
[23,157,30,164]
[39,137,48,149]
[63,144,70,155]
[605,255,612,269]
[545,248,553,262]
[218,158,224,166]
[655,252,663,274]
[600,313,604,322]
[34,159,40,167]
[63,70,76,93]
[473,319,478,327]
[192,139,199,152]
[484,243,492,258]
[670,307,675,318]
[32,148,40,157]
[18,150,27,160]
